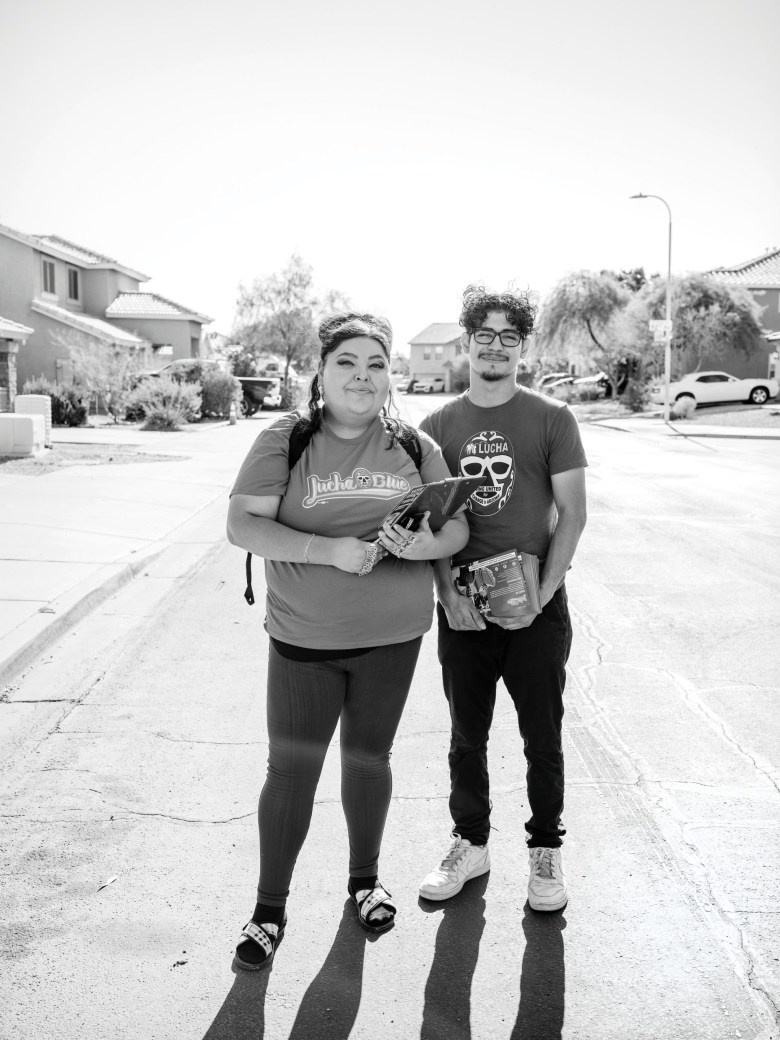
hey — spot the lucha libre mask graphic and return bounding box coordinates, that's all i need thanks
[459,431,514,515]
[353,467,373,489]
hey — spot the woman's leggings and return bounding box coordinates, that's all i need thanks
[257,636,423,906]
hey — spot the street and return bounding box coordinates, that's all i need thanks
[1,403,779,1040]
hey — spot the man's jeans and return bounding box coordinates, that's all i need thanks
[436,585,573,848]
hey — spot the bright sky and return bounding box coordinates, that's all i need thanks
[2,0,778,354]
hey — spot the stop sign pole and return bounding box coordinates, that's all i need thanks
[631,193,673,422]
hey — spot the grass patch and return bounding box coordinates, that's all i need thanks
[0,442,183,476]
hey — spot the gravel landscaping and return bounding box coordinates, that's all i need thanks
[0,442,181,475]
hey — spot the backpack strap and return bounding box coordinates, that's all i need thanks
[244,415,422,606]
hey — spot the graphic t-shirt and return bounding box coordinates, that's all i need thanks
[419,388,587,566]
[230,414,452,649]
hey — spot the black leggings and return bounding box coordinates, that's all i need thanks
[257,637,423,906]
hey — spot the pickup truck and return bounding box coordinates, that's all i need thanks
[238,377,283,416]
[411,376,445,394]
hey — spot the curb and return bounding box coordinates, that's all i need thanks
[0,544,166,690]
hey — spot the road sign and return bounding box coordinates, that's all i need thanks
[649,318,672,344]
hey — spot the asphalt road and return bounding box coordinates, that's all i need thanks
[1,401,779,1039]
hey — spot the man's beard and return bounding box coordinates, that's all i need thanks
[477,369,509,382]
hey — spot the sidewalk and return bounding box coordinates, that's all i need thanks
[0,417,264,688]
[589,408,780,440]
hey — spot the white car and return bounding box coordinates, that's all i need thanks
[411,377,445,394]
[650,371,778,407]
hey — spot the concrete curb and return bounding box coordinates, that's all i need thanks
[0,543,166,690]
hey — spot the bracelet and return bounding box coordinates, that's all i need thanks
[303,533,316,564]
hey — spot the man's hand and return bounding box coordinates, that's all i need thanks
[486,613,536,630]
[439,591,487,632]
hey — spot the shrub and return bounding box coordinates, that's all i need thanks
[622,378,651,413]
[572,384,603,402]
[671,395,696,420]
[125,375,201,430]
[200,371,242,418]
[22,375,87,427]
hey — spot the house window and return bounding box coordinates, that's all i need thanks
[423,347,431,361]
[42,258,55,294]
[67,268,79,301]
[435,345,443,360]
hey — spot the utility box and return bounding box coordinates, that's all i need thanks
[14,394,52,448]
[0,413,45,457]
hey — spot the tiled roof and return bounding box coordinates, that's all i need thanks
[106,292,212,324]
[709,248,780,289]
[31,299,148,347]
[409,322,462,346]
[33,235,118,266]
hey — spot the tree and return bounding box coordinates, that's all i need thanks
[231,255,350,399]
[55,330,143,423]
[537,271,642,398]
[642,274,765,375]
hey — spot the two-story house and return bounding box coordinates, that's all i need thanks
[408,323,462,391]
[0,223,212,397]
[708,247,780,379]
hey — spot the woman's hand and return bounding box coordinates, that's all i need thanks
[328,537,385,575]
[377,511,437,561]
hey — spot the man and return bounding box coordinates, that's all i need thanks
[418,284,587,911]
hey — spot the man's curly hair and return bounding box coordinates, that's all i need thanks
[459,284,537,339]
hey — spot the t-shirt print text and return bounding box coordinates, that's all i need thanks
[459,431,515,515]
[303,469,411,507]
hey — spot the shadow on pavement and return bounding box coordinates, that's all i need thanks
[287,899,368,1039]
[202,966,271,1040]
[419,873,489,1039]
[202,901,368,1040]
[510,906,566,1040]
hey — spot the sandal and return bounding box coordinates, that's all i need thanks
[233,916,286,971]
[350,882,396,934]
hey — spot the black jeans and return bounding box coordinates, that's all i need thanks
[436,585,572,848]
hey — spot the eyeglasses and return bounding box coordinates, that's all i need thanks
[472,328,523,347]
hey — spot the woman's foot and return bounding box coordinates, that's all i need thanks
[234,903,287,971]
[348,877,396,934]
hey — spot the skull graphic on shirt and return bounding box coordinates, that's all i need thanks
[459,430,515,515]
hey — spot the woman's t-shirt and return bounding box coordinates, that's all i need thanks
[230,414,452,649]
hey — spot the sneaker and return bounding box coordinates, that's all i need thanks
[419,834,491,901]
[527,847,568,911]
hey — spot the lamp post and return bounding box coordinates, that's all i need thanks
[630,193,672,421]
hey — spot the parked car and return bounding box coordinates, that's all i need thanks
[536,372,570,391]
[650,371,779,408]
[237,376,283,416]
[411,377,445,394]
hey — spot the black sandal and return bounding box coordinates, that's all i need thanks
[350,882,396,934]
[233,916,286,971]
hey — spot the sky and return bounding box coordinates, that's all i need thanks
[1,0,778,354]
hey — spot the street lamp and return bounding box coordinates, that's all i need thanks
[630,193,672,421]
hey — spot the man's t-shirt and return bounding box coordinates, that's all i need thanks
[419,388,587,566]
[230,414,452,649]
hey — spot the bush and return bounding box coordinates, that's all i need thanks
[22,375,87,427]
[622,378,651,413]
[572,384,603,402]
[125,375,201,430]
[200,371,242,418]
[671,395,696,420]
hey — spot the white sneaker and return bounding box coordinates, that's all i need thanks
[527,847,568,911]
[419,834,491,901]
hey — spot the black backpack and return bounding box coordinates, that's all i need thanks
[244,415,422,604]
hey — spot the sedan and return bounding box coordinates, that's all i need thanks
[650,371,779,407]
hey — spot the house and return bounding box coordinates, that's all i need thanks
[708,247,780,379]
[0,315,34,411]
[409,323,462,390]
[0,223,212,395]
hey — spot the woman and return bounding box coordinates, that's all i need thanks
[226,312,469,970]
